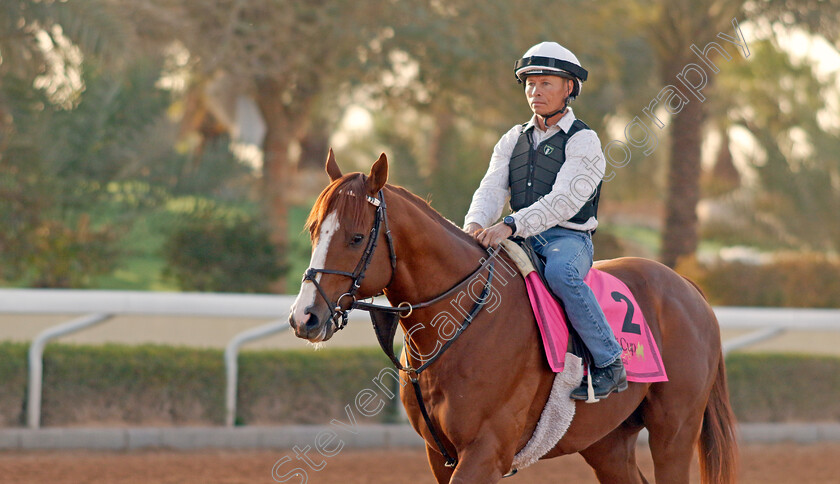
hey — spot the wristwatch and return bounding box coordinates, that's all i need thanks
[503,215,517,235]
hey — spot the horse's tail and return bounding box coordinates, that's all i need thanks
[698,352,739,484]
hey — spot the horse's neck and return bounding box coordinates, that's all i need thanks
[382,189,489,351]
[386,190,487,362]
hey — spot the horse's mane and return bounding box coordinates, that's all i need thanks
[305,174,370,240]
[386,185,479,247]
[305,173,479,248]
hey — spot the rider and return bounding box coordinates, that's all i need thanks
[464,42,626,400]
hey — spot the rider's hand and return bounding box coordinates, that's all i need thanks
[464,222,483,236]
[473,222,513,248]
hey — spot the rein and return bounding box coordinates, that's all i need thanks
[302,188,497,469]
[358,254,497,371]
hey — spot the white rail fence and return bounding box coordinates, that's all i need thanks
[1,289,838,429]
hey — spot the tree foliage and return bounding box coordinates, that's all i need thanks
[0,61,173,286]
[2,0,838,290]
[162,209,283,293]
[1,3,188,287]
[716,39,840,250]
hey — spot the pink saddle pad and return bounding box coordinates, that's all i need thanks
[525,268,667,382]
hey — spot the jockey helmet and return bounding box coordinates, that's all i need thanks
[514,42,588,98]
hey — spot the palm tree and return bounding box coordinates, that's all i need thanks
[640,0,839,267]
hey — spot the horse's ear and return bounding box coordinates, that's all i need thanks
[366,152,388,194]
[325,148,342,182]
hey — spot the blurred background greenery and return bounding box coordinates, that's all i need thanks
[1,0,838,305]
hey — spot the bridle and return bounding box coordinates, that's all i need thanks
[301,190,397,332]
[300,187,498,469]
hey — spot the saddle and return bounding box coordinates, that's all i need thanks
[501,238,590,361]
[500,238,668,381]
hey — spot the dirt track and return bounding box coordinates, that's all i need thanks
[2,444,839,483]
[5,315,840,356]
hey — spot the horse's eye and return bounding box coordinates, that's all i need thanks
[350,234,365,246]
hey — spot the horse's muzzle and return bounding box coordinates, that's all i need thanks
[290,308,332,342]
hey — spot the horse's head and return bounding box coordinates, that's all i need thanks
[289,149,395,342]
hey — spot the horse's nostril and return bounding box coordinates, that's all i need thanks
[305,313,320,330]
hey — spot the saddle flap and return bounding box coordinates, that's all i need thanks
[501,238,589,362]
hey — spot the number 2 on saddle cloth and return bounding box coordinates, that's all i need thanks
[504,239,667,382]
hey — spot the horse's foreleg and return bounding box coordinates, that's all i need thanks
[446,437,509,484]
[425,444,455,484]
[579,421,649,484]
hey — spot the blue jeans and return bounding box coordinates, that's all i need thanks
[529,227,621,368]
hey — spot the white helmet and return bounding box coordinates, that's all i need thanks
[514,42,588,98]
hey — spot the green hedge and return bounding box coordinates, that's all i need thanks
[0,342,399,427]
[237,347,403,425]
[725,353,840,422]
[1,342,838,426]
[0,343,27,426]
[40,343,225,426]
[692,254,840,308]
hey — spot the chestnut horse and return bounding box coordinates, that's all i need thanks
[289,151,737,484]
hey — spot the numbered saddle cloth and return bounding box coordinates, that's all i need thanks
[500,240,668,382]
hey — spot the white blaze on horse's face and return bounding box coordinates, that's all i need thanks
[291,211,339,326]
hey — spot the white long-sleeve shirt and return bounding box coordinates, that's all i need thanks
[464,108,606,238]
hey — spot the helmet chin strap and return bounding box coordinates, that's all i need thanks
[539,96,570,129]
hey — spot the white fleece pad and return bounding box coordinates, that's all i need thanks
[510,352,583,471]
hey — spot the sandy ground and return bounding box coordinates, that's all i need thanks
[1,444,839,483]
[0,314,373,351]
[3,314,840,355]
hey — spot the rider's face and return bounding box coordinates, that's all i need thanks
[524,75,573,117]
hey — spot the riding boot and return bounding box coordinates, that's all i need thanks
[570,357,627,401]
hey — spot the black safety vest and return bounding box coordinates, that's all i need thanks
[508,119,601,225]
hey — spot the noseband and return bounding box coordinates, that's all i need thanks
[301,190,397,332]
